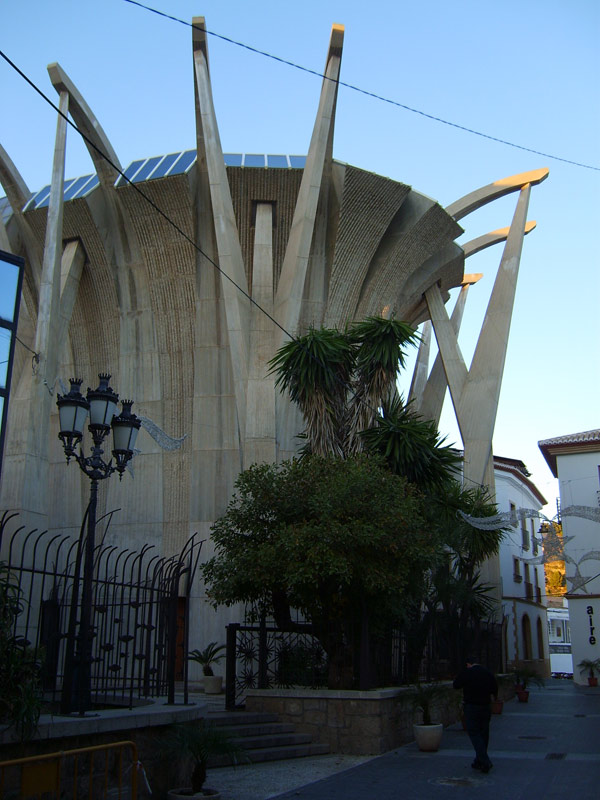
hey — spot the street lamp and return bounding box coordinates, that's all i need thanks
[56,373,140,713]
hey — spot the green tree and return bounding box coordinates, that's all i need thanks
[201,455,437,688]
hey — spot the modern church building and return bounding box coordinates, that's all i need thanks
[0,19,548,648]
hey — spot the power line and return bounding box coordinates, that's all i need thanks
[123,0,599,173]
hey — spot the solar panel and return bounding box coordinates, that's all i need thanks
[149,153,181,180]
[243,154,266,168]
[168,150,196,175]
[267,155,289,168]
[23,185,51,212]
[63,175,94,202]
[131,156,163,184]
[5,151,308,220]
[115,159,146,188]
[72,174,99,200]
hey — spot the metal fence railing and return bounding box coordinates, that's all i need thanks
[225,607,503,709]
[0,510,202,714]
[0,740,138,799]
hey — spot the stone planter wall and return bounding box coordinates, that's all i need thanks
[246,677,516,755]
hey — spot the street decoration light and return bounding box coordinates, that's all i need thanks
[56,373,140,713]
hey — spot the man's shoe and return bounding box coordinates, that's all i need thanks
[471,760,481,770]
[480,762,493,774]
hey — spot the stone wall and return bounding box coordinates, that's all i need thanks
[246,678,515,755]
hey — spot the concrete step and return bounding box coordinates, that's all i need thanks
[231,732,313,750]
[208,741,330,767]
[207,710,280,727]
[212,721,297,738]
[204,708,330,765]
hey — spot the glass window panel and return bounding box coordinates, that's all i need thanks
[169,150,197,175]
[131,156,163,184]
[267,155,288,168]
[78,175,99,197]
[37,178,76,208]
[223,153,243,167]
[115,159,146,187]
[0,258,20,322]
[63,175,93,201]
[25,185,51,211]
[243,154,265,168]
[0,331,10,388]
[149,153,181,180]
[289,156,306,169]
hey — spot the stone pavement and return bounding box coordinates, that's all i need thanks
[207,679,600,800]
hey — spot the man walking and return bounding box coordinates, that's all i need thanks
[453,656,498,773]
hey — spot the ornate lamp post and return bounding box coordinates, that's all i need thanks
[56,374,140,713]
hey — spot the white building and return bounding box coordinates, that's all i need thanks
[539,430,600,686]
[493,456,550,676]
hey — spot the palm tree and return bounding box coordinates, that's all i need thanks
[270,317,460,484]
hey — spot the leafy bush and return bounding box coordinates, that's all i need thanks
[0,562,43,740]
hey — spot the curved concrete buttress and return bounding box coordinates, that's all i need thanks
[446,168,548,221]
[462,221,536,258]
[46,63,157,400]
[0,142,43,296]
[47,63,121,187]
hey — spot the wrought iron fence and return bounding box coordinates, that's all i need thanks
[0,510,202,714]
[225,606,502,709]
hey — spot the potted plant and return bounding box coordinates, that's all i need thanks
[512,667,544,702]
[166,720,246,799]
[577,658,600,687]
[410,682,446,752]
[189,642,226,694]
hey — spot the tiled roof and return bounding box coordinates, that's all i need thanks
[538,429,600,477]
[538,429,600,447]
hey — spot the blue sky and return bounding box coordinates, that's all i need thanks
[1,0,599,512]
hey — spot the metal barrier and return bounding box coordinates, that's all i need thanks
[0,740,138,799]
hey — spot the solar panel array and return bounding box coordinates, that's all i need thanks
[5,152,307,216]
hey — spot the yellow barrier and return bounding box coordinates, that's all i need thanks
[0,740,139,799]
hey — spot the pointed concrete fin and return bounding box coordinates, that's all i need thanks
[47,62,121,186]
[192,16,209,67]
[461,273,483,286]
[463,221,536,259]
[446,169,548,221]
[274,23,344,341]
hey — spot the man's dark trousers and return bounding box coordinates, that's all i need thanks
[463,703,492,769]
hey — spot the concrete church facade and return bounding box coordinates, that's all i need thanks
[0,18,548,646]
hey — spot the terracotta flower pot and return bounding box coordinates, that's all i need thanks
[491,699,503,714]
[516,689,529,703]
[588,677,598,687]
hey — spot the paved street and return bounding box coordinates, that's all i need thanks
[268,679,600,800]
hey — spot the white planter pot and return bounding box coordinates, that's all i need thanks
[203,675,223,694]
[413,723,443,752]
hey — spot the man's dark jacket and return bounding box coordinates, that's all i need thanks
[453,664,498,705]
